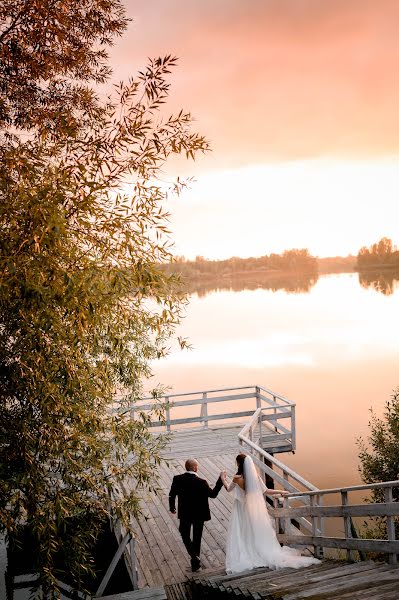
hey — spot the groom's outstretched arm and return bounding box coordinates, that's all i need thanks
[169,476,178,513]
[207,476,223,498]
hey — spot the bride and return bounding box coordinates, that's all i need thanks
[220,453,320,574]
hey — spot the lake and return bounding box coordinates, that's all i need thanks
[150,272,399,490]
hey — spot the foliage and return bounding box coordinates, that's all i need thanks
[0,2,209,596]
[0,0,128,132]
[357,237,399,270]
[357,387,399,540]
[165,248,318,278]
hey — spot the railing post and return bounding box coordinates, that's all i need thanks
[272,396,278,433]
[311,495,323,559]
[283,495,290,536]
[256,386,261,410]
[283,471,300,530]
[385,487,397,565]
[165,396,171,432]
[200,392,208,428]
[318,494,325,540]
[273,496,280,534]
[341,491,354,562]
[291,404,296,452]
[263,455,275,507]
[283,471,289,491]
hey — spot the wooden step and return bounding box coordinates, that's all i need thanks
[245,560,384,595]
[165,581,193,600]
[101,586,167,600]
[189,561,399,600]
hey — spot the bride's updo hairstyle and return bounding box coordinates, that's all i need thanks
[235,453,247,477]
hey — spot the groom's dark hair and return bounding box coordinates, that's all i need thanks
[235,453,246,476]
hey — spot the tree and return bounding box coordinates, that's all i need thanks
[357,387,399,538]
[0,4,209,597]
[0,0,128,132]
[357,237,399,269]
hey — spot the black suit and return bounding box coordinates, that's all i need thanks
[169,471,223,566]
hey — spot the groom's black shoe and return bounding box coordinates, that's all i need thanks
[191,557,201,572]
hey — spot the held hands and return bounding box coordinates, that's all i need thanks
[220,470,227,481]
[276,490,290,498]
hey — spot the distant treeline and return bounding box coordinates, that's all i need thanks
[357,237,399,269]
[162,249,358,281]
[165,249,318,279]
[159,240,399,297]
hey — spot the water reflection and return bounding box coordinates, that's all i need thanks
[182,269,399,298]
[150,274,399,490]
[358,268,399,296]
[183,273,319,298]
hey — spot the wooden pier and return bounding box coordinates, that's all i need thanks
[121,386,302,588]
[103,385,399,600]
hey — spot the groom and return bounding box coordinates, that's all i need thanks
[169,458,223,572]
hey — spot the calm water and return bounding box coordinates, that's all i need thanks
[150,272,399,490]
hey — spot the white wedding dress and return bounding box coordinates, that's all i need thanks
[224,456,320,574]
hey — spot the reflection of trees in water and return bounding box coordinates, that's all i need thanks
[183,273,319,298]
[358,269,399,296]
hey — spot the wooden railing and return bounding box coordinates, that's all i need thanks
[238,405,319,542]
[273,481,399,564]
[135,385,297,451]
[237,404,399,563]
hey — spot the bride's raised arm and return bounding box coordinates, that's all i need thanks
[220,470,236,492]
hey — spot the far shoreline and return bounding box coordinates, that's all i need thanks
[161,254,399,295]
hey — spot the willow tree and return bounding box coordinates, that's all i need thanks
[0,0,128,131]
[0,2,209,596]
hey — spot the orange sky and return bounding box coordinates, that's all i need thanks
[109,1,399,258]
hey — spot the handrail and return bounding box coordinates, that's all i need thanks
[285,480,399,497]
[273,480,399,565]
[237,401,398,565]
[257,385,296,406]
[135,392,255,412]
[238,432,318,492]
[239,407,261,437]
[128,386,297,443]
[142,385,258,401]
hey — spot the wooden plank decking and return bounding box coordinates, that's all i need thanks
[124,426,244,588]
[191,560,399,599]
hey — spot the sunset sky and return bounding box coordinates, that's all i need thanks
[110,0,399,258]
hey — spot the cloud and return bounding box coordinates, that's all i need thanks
[109,0,399,165]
